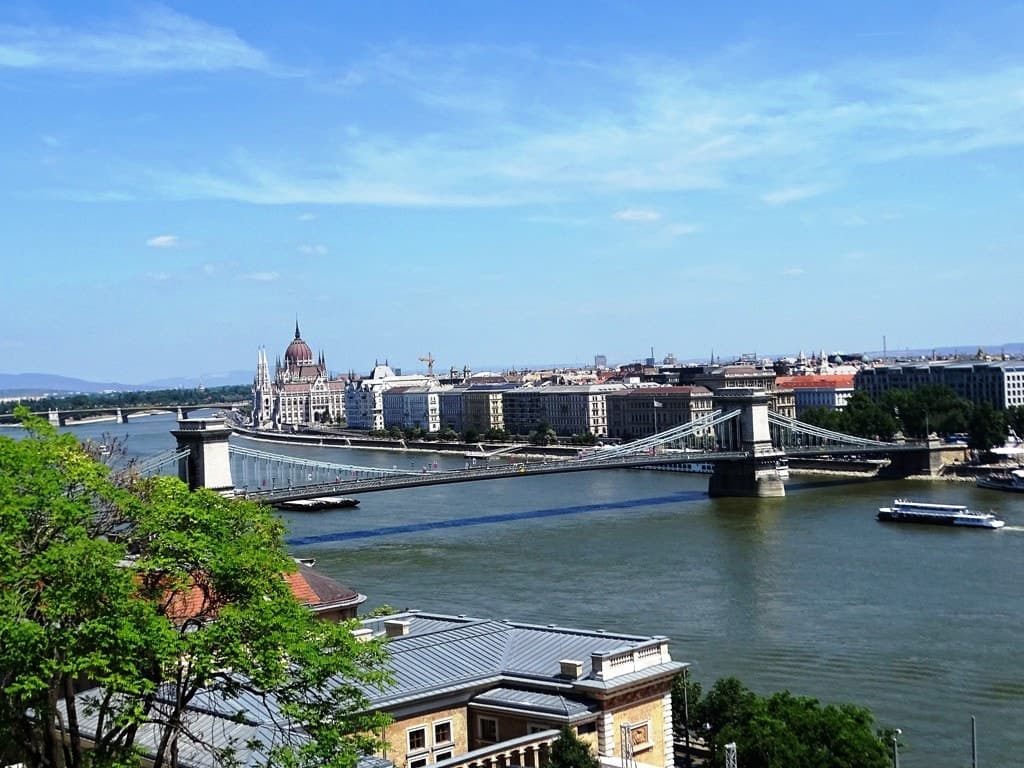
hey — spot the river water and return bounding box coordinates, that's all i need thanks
[23,414,1024,767]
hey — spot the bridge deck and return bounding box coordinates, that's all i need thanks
[240,452,745,504]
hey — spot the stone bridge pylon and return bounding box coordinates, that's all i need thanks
[707,388,787,498]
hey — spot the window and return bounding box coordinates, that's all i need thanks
[409,758,428,768]
[434,721,452,745]
[408,727,427,752]
[434,751,453,763]
[479,716,498,743]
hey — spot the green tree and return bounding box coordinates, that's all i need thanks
[967,402,1006,451]
[528,420,557,446]
[838,392,898,441]
[797,407,844,433]
[547,726,599,768]
[687,677,889,768]
[670,671,702,739]
[0,409,391,768]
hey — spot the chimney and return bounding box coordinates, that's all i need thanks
[559,659,584,679]
[385,619,411,638]
[352,627,374,643]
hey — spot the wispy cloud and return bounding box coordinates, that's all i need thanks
[761,185,828,206]
[146,234,180,248]
[241,271,280,282]
[782,267,805,277]
[40,43,1024,207]
[614,208,661,222]
[297,212,317,221]
[0,6,270,74]
[297,244,328,256]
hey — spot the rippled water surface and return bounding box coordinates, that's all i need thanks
[26,416,1024,767]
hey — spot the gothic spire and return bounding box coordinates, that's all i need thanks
[295,317,301,340]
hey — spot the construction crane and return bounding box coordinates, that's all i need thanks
[418,353,435,376]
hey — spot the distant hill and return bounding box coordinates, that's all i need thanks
[0,369,253,397]
[0,372,137,395]
[140,370,252,389]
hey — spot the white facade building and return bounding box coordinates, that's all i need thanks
[344,363,433,431]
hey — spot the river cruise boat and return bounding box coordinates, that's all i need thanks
[976,468,1024,493]
[277,496,360,512]
[877,499,1004,529]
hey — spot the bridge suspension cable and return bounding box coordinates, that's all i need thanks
[133,448,190,478]
[578,409,741,462]
[229,443,418,493]
[766,412,897,448]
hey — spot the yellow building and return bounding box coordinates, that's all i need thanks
[363,611,686,768]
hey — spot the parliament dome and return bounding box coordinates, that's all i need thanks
[284,322,314,366]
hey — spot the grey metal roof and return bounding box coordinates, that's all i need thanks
[471,686,598,718]
[61,684,397,768]
[362,612,677,708]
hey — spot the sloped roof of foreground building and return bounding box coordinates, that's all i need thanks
[361,611,686,710]
[59,683,394,768]
[59,611,684,766]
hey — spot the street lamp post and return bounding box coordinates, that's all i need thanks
[892,728,902,768]
[682,669,692,767]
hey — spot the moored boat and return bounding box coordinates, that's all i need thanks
[877,499,1004,529]
[976,468,1024,493]
[277,496,360,512]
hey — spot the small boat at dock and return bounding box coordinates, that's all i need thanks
[976,468,1024,493]
[277,496,360,512]
[877,499,1004,529]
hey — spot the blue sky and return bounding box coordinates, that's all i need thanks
[1,1,1022,383]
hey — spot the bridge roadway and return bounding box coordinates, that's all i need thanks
[238,440,932,504]
[0,402,246,424]
[239,451,747,504]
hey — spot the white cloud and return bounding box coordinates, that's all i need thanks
[783,267,805,277]
[146,234,180,248]
[0,7,271,73]
[148,271,172,281]
[39,43,1024,208]
[202,263,216,275]
[614,209,661,222]
[242,271,280,282]
[761,185,828,206]
[297,212,317,221]
[298,244,328,256]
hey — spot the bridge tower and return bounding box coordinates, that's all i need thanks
[707,388,787,498]
[116,408,129,424]
[48,409,65,427]
[170,417,234,494]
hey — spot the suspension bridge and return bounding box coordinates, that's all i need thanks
[134,388,959,501]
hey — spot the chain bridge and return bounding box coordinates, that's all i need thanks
[142,388,956,501]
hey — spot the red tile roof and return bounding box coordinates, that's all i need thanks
[775,374,855,389]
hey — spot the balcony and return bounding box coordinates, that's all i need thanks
[433,729,559,768]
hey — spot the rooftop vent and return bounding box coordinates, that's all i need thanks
[352,627,374,643]
[559,659,584,679]
[385,619,411,638]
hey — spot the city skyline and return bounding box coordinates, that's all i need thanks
[2,1,1022,383]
